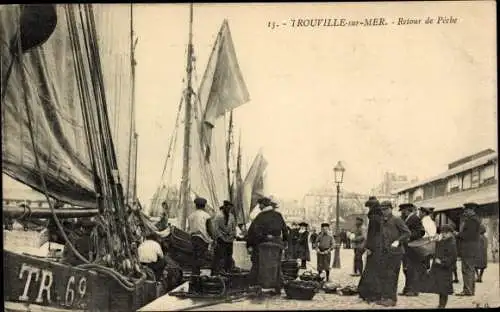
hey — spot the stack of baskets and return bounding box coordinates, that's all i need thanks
[283,280,320,300]
[281,259,300,281]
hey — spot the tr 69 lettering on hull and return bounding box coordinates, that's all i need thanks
[17,263,89,308]
[4,251,95,310]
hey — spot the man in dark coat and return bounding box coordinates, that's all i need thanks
[399,203,425,297]
[456,202,482,296]
[376,200,411,307]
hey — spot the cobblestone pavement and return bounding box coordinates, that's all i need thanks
[202,247,500,310]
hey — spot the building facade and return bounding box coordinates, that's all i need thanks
[395,149,499,262]
[371,172,418,197]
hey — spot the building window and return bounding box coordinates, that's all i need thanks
[471,169,480,188]
[414,187,424,201]
[423,184,434,200]
[447,176,460,193]
[462,172,472,190]
[434,180,447,197]
[480,164,496,186]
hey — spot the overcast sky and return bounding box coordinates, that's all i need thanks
[131,1,496,205]
[2,2,496,206]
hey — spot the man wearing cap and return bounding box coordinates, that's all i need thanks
[351,217,367,276]
[187,197,212,276]
[399,203,425,297]
[378,200,411,306]
[211,200,237,275]
[315,223,334,281]
[455,202,482,296]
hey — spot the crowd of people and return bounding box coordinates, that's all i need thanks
[129,194,489,308]
[357,197,489,308]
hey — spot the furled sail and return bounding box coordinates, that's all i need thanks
[242,151,268,221]
[190,19,250,212]
[1,4,133,208]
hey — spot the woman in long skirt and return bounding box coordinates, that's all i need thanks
[358,197,384,303]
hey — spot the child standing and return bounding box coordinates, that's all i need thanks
[315,223,334,281]
[475,224,488,283]
[416,224,458,308]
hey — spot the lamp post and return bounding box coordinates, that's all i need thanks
[332,161,345,269]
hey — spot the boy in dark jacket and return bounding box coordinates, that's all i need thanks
[416,224,458,308]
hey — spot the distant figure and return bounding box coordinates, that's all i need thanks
[314,223,334,281]
[288,222,299,260]
[297,222,310,269]
[475,224,488,283]
[156,201,170,231]
[339,229,348,248]
[138,233,166,281]
[415,224,458,309]
[309,228,318,246]
[345,230,352,249]
[456,202,481,296]
[187,197,212,276]
[351,217,367,276]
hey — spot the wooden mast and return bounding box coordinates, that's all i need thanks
[226,110,234,201]
[180,3,194,230]
[125,3,137,207]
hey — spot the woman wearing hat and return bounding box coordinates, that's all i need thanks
[246,197,289,289]
[297,222,310,269]
[358,196,384,303]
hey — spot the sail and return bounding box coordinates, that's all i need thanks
[1,4,133,208]
[189,19,250,213]
[241,151,268,221]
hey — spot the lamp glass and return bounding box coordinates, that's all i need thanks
[333,161,345,184]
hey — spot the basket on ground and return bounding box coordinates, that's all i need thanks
[283,280,320,300]
[299,271,324,283]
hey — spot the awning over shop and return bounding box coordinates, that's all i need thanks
[413,184,498,212]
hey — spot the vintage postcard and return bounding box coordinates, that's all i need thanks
[2,1,497,311]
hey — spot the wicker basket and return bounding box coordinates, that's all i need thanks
[408,237,436,258]
[299,271,324,283]
[284,280,320,300]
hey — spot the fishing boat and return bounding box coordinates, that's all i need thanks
[2,4,160,311]
[147,3,254,273]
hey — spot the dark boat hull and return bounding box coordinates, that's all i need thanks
[164,226,213,270]
[3,250,161,311]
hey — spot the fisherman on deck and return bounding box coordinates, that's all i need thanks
[156,201,170,231]
[246,197,289,286]
[61,218,95,266]
[187,197,212,276]
[138,232,166,281]
[211,200,237,275]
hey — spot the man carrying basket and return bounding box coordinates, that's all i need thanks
[399,203,426,297]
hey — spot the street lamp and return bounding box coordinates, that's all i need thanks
[332,161,345,269]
